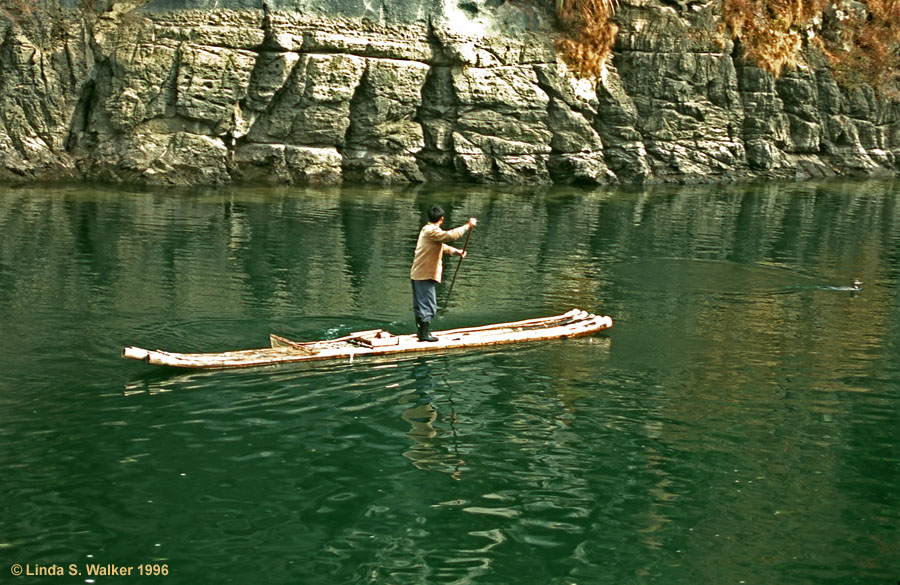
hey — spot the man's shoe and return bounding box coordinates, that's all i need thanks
[418,321,438,342]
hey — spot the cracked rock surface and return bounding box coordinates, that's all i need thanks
[1,0,898,185]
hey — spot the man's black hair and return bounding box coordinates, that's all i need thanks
[428,205,445,223]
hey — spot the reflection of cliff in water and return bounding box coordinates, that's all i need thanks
[3,180,898,395]
[3,181,897,320]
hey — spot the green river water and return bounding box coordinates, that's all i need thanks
[1,180,898,585]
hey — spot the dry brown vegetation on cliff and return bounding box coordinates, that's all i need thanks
[553,0,619,77]
[823,0,900,93]
[721,0,900,92]
[550,0,899,94]
[721,0,826,76]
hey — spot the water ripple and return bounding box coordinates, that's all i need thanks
[4,182,900,585]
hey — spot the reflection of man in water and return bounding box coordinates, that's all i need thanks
[401,361,464,480]
[402,362,437,451]
[410,206,477,342]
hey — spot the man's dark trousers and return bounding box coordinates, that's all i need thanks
[411,279,437,324]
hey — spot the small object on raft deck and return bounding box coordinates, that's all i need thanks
[122,308,613,370]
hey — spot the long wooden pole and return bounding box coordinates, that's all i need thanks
[444,225,473,309]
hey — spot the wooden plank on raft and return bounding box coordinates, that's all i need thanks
[436,308,586,336]
[349,331,400,348]
[268,335,320,354]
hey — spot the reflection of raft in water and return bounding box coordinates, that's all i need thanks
[122,309,613,370]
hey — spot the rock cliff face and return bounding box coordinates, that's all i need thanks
[1,0,899,186]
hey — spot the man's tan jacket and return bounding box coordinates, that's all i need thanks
[410,222,470,283]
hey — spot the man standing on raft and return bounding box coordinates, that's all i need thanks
[410,206,477,342]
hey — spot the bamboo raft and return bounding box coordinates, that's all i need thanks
[122,309,613,370]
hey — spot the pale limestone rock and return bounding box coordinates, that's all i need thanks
[1,0,899,185]
[176,45,257,127]
[248,53,366,146]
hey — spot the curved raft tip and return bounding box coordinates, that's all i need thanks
[123,346,150,361]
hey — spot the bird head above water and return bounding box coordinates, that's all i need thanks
[851,279,863,290]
